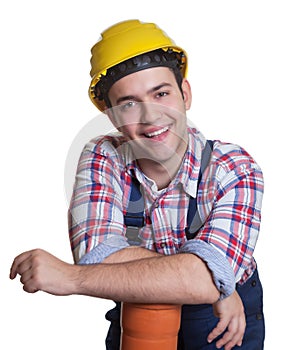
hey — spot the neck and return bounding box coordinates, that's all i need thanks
[137,155,184,190]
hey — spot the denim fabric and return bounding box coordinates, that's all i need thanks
[105,269,264,350]
[178,269,265,349]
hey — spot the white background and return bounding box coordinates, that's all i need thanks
[1,1,281,349]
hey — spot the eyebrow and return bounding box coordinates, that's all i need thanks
[115,82,172,105]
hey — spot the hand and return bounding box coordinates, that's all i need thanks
[207,290,246,349]
[10,249,76,295]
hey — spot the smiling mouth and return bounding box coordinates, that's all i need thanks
[144,126,169,138]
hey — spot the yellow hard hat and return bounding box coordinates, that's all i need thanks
[89,19,188,111]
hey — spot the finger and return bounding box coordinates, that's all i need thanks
[215,319,241,349]
[207,318,228,343]
[22,276,40,294]
[225,311,246,348]
[19,265,42,294]
[20,266,34,285]
[10,251,33,279]
[216,333,237,350]
[219,314,246,349]
[234,314,246,347]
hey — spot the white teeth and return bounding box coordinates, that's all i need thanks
[145,126,169,138]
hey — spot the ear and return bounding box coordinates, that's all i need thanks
[181,79,192,110]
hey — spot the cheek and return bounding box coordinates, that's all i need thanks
[119,124,138,138]
[164,97,187,116]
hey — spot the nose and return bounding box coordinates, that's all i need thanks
[140,102,163,124]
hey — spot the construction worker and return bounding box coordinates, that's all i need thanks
[10,19,265,349]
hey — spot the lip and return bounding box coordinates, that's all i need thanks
[144,126,169,138]
[137,124,172,144]
[141,124,170,137]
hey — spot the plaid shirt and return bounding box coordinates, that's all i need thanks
[68,126,264,298]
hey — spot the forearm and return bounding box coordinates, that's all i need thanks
[103,246,161,263]
[74,253,220,304]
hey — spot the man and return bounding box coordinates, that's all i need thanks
[10,20,265,349]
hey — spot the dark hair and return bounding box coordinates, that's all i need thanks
[93,48,185,108]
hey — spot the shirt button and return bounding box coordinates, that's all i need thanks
[160,243,166,248]
[154,202,159,208]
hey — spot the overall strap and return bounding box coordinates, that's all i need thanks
[124,175,144,245]
[124,176,145,227]
[124,140,214,243]
[185,139,214,239]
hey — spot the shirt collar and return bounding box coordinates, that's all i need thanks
[124,126,206,197]
[176,127,206,197]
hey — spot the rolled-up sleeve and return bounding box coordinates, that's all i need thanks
[180,151,264,299]
[68,138,129,264]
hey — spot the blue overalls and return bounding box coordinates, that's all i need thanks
[105,141,265,349]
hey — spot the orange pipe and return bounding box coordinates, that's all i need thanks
[120,303,181,350]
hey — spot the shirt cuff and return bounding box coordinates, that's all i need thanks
[179,239,235,300]
[78,236,130,265]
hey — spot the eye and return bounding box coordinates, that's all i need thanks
[156,91,168,98]
[119,100,137,112]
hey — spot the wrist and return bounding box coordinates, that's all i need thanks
[70,264,87,295]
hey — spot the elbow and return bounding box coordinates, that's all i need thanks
[205,286,220,304]
[181,253,220,304]
[188,280,220,305]
[180,281,219,305]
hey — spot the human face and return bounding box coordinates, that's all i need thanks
[107,67,192,174]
